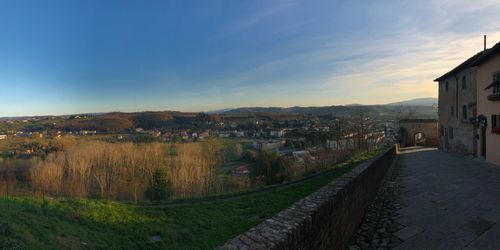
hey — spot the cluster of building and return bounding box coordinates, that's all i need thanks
[134,128,211,142]
[10,131,45,138]
[435,37,500,165]
[325,131,386,150]
[65,130,97,136]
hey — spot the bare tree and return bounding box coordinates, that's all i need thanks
[352,113,372,152]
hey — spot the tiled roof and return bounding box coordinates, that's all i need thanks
[470,41,500,67]
[434,51,486,82]
[434,41,500,82]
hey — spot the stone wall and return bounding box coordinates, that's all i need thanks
[218,146,397,250]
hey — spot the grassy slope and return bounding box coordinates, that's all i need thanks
[0,150,380,249]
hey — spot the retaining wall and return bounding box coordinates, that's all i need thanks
[218,145,397,250]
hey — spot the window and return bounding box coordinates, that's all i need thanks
[445,81,449,92]
[462,105,467,119]
[493,72,500,94]
[462,76,466,89]
[493,115,500,134]
[451,106,454,116]
[493,71,500,82]
[449,127,454,139]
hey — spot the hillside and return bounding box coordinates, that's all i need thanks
[58,111,200,132]
[0,151,379,249]
[0,98,438,133]
[385,97,438,106]
[223,104,437,119]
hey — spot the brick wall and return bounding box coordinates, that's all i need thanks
[218,146,397,250]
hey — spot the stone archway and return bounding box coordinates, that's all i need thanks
[399,119,438,147]
[414,132,426,146]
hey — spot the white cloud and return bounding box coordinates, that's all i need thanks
[215,1,297,37]
[126,0,500,111]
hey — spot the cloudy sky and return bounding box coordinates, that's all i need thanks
[1,0,500,116]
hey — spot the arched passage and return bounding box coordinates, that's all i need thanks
[398,119,438,147]
[414,132,426,146]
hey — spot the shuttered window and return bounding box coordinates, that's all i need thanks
[493,72,500,94]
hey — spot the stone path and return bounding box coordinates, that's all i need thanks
[351,147,500,250]
[349,149,405,250]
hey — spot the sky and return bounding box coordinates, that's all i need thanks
[1,0,500,116]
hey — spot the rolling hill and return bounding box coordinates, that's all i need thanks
[220,97,438,119]
[222,105,436,119]
[385,97,438,106]
[0,98,438,133]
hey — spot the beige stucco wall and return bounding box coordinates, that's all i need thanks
[437,68,477,155]
[476,55,500,166]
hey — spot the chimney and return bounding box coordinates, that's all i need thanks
[484,35,487,51]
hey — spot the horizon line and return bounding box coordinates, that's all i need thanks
[0,96,437,118]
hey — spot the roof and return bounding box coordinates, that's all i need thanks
[434,41,500,82]
[470,41,500,67]
[434,51,486,82]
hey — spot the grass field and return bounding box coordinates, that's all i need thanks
[0,149,380,249]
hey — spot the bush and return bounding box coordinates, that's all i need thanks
[251,151,291,185]
[145,168,171,201]
[0,222,14,236]
[0,238,25,250]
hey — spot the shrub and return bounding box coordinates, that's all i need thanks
[233,144,243,157]
[145,168,171,201]
[0,239,25,250]
[251,151,291,185]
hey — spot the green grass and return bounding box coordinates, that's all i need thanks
[0,149,381,249]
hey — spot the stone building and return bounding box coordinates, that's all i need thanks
[435,39,500,165]
[434,52,481,155]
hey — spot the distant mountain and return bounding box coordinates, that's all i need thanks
[386,97,437,106]
[0,98,439,125]
[220,98,439,118]
[223,104,437,119]
[205,108,235,114]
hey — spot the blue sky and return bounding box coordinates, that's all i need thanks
[1,0,500,116]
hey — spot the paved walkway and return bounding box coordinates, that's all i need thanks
[394,147,500,249]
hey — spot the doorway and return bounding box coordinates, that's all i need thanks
[414,132,426,146]
[444,129,450,149]
[481,127,486,158]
